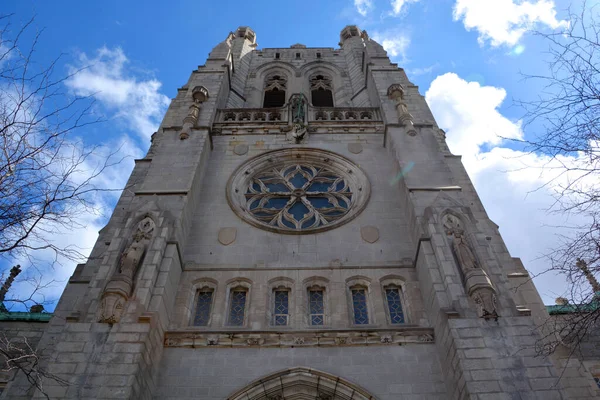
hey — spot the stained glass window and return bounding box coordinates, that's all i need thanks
[309,290,324,326]
[273,290,289,326]
[246,164,352,231]
[229,290,247,326]
[192,290,213,326]
[351,288,369,325]
[385,288,405,324]
[227,149,371,234]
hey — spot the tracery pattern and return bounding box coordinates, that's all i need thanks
[227,148,370,234]
[385,288,405,324]
[193,290,213,326]
[246,164,352,230]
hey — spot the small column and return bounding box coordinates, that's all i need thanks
[387,84,417,136]
[180,86,209,140]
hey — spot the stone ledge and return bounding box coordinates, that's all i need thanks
[164,327,434,348]
[408,186,462,192]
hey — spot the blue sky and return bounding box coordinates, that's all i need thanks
[2,0,592,307]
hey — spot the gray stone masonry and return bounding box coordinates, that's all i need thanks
[2,24,599,400]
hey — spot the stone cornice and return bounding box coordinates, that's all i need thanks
[164,327,434,348]
[183,261,415,271]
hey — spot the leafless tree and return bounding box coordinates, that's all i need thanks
[0,14,120,396]
[0,14,121,267]
[516,2,600,357]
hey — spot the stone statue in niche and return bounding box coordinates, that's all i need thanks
[287,94,308,143]
[443,215,479,270]
[442,214,499,320]
[98,216,156,323]
[291,95,306,123]
[118,217,155,278]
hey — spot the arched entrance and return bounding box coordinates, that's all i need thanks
[226,367,377,400]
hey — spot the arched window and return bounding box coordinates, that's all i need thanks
[308,288,325,326]
[263,74,287,108]
[272,289,290,326]
[310,74,334,107]
[346,276,373,326]
[228,288,248,326]
[268,278,294,327]
[384,285,405,324]
[225,279,252,327]
[192,288,214,326]
[187,279,217,327]
[350,286,369,324]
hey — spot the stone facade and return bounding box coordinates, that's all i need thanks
[1,25,600,399]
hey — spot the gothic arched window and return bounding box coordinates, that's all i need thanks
[350,286,369,325]
[272,289,290,326]
[384,285,405,324]
[263,74,287,108]
[192,289,214,326]
[308,288,325,326]
[310,74,334,107]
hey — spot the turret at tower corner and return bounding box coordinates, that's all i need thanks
[1,25,599,400]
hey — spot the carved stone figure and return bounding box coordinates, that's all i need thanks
[471,286,498,321]
[443,214,499,320]
[98,216,156,323]
[291,94,306,123]
[443,215,479,271]
[291,123,307,143]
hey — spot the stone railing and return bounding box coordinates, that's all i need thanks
[214,107,289,124]
[308,107,382,122]
[213,106,382,125]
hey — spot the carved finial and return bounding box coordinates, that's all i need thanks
[387,84,405,100]
[555,297,569,305]
[340,25,362,43]
[192,86,209,103]
[235,27,256,44]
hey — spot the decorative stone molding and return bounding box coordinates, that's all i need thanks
[218,227,237,245]
[180,86,209,140]
[164,328,435,348]
[348,143,363,154]
[227,367,374,400]
[227,148,371,234]
[211,106,383,136]
[233,143,249,155]
[360,225,379,243]
[192,85,209,103]
[98,216,156,323]
[387,83,417,136]
[386,83,405,100]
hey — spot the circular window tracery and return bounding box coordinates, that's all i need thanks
[227,148,370,234]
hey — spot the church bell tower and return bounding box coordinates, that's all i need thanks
[6,25,599,400]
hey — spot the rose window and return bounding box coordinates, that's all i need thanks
[227,148,370,234]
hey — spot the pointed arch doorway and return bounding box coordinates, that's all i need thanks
[226,367,377,400]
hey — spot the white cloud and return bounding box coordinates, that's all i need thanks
[355,0,374,16]
[406,63,439,76]
[372,31,411,61]
[390,0,420,16]
[66,47,170,140]
[425,72,590,303]
[3,47,167,310]
[453,0,568,47]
